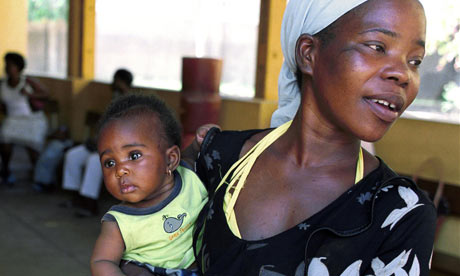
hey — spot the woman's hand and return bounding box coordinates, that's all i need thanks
[21,77,49,99]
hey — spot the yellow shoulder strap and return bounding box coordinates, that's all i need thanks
[217,120,364,238]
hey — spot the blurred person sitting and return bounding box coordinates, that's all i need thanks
[0,52,49,186]
[61,68,133,217]
[33,125,73,193]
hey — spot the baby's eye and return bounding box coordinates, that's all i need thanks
[129,151,142,161]
[104,159,115,168]
[368,44,385,53]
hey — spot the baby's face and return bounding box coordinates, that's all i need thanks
[97,114,172,206]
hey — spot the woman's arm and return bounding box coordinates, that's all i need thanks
[0,80,5,114]
[90,221,126,276]
[22,77,48,99]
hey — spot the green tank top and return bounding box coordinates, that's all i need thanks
[104,165,208,269]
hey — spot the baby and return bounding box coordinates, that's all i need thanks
[90,94,207,276]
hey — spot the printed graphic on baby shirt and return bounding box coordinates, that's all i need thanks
[163,213,187,233]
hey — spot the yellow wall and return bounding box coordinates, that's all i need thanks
[375,118,460,186]
[220,98,277,130]
[435,217,460,258]
[0,0,28,77]
[34,77,73,125]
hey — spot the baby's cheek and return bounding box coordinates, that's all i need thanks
[104,177,117,192]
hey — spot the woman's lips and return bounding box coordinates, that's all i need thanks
[365,98,400,123]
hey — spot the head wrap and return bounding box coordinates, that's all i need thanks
[270,0,368,127]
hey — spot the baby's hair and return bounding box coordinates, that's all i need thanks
[4,52,26,71]
[98,93,182,148]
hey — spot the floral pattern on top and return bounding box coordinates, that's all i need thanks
[381,187,424,230]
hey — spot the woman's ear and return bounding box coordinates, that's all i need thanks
[166,145,181,172]
[295,34,318,76]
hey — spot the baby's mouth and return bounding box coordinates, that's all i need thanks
[120,181,136,193]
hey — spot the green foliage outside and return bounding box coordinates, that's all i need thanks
[419,0,460,110]
[28,0,68,21]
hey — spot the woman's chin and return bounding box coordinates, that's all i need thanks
[358,128,389,143]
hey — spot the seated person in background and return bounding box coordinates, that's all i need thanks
[91,94,207,276]
[111,68,134,99]
[0,52,49,186]
[61,68,133,217]
[33,125,72,192]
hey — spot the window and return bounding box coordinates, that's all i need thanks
[27,0,68,78]
[95,0,260,98]
[407,0,460,123]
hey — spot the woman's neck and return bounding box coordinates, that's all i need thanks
[7,76,20,87]
[279,101,361,168]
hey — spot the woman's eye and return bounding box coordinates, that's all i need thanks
[368,44,385,53]
[104,160,115,168]
[129,152,142,160]
[409,59,423,67]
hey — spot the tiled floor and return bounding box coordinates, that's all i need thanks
[0,146,115,276]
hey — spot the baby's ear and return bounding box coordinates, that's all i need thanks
[166,145,181,172]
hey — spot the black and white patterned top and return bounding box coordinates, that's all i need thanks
[193,128,437,276]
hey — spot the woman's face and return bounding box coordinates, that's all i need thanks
[309,0,426,142]
[5,61,20,78]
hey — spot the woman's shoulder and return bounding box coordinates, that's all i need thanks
[369,159,436,221]
[196,128,271,189]
[239,129,272,158]
[200,128,270,160]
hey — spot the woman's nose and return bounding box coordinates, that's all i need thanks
[381,58,411,88]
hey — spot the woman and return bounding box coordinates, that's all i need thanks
[0,52,48,186]
[189,0,436,275]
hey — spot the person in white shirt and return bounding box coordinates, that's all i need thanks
[0,52,49,186]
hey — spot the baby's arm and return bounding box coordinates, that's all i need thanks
[90,221,126,276]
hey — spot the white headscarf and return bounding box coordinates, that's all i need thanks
[270,0,368,127]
